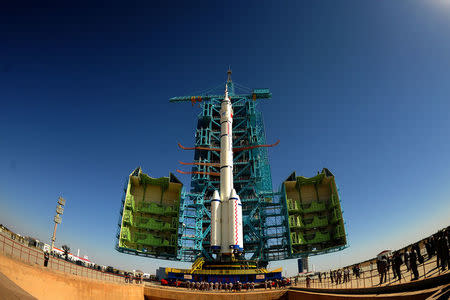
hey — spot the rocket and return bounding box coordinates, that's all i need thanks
[210,85,243,255]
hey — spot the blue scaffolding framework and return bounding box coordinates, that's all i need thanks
[171,76,292,265]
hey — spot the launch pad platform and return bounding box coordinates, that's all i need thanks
[165,257,282,283]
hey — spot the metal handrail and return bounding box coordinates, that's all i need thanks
[0,232,143,284]
[292,250,446,289]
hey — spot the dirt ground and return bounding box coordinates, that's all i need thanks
[0,271,36,300]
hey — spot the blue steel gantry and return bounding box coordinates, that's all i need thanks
[172,70,290,265]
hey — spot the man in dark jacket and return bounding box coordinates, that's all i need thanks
[392,252,403,282]
[44,251,49,267]
[377,257,387,284]
[437,232,449,271]
[404,251,410,271]
[413,243,424,264]
[409,248,419,281]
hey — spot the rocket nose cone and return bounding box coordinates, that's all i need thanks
[213,190,220,200]
[230,189,238,199]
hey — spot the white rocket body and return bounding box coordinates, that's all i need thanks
[210,190,221,251]
[210,85,244,255]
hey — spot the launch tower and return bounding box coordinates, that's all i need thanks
[116,70,347,282]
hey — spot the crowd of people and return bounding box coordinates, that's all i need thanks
[42,248,146,283]
[377,228,449,284]
[166,278,290,292]
[124,272,143,284]
[185,280,253,292]
[303,266,360,287]
[298,227,449,288]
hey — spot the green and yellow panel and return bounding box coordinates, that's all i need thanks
[118,167,182,258]
[283,168,346,256]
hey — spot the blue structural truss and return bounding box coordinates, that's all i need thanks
[171,72,291,265]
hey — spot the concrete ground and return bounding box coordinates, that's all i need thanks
[0,271,37,300]
[0,253,143,300]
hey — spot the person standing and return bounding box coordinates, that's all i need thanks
[356,265,361,278]
[43,251,49,267]
[409,248,419,281]
[413,243,424,265]
[437,232,449,271]
[404,251,410,271]
[393,252,403,282]
[378,257,387,284]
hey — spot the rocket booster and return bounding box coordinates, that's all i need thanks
[210,84,243,254]
[210,190,221,251]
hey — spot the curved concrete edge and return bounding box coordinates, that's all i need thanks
[143,286,287,300]
[290,272,450,295]
[287,286,444,300]
[0,253,144,300]
[426,284,450,300]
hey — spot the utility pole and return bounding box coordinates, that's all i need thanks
[51,196,66,252]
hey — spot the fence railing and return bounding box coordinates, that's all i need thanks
[293,250,447,290]
[0,231,134,284]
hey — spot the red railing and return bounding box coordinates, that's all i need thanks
[0,231,140,284]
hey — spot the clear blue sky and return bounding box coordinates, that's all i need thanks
[1,1,449,276]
